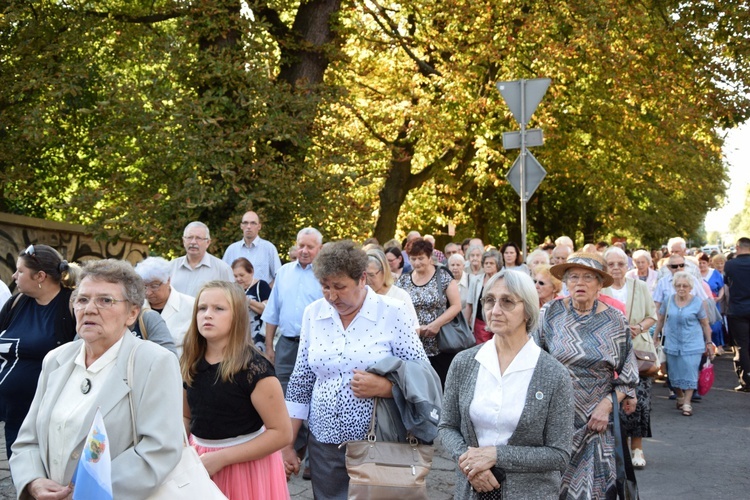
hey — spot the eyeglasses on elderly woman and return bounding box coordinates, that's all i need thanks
[565,273,598,284]
[481,296,521,311]
[73,296,129,310]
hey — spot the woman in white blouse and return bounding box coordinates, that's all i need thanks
[283,241,428,499]
[439,270,574,499]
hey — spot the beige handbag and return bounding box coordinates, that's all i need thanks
[126,343,228,500]
[342,398,433,500]
[626,283,660,377]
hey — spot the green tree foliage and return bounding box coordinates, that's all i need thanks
[1,0,748,256]
[729,186,750,238]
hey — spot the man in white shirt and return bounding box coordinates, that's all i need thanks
[658,237,701,280]
[222,211,282,285]
[653,254,709,308]
[170,221,234,297]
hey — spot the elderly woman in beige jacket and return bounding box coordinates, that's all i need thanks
[11,260,183,499]
[601,247,657,469]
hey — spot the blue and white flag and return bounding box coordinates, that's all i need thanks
[72,408,113,500]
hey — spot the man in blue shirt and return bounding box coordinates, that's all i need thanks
[725,237,750,392]
[222,211,282,286]
[262,227,324,390]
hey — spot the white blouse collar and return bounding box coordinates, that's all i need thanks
[475,336,541,381]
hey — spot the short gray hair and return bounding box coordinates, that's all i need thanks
[603,246,628,263]
[667,237,686,251]
[297,227,323,246]
[314,240,367,281]
[80,259,145,307]
[481,249,501,268]
[482,269,539,333]
[526,249,550,266]
[673,271,692,288]
[183,221,210,239]
[467,244,484,257]
[448,253,465,265]
[632,249,651,263]
[134,257,171,283]
[554,236,574,250]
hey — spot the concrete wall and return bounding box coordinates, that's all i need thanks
[0,213,148,290]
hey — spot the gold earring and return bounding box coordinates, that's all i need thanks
[38,282,42,289]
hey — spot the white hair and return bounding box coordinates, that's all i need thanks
[134,256,172,283]
[554,236,574,250]
[632,249,652,263]
[526,249,550,266]
[673,271,692,286]
[448,253,465,265]
[297,227,323,245]
[603,246,628,263]
[667,237,686,251]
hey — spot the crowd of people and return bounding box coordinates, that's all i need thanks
[1,217,749,500]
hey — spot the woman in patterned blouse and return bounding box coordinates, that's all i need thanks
[284,240,428,499]
[534,252,638,499]
[397,238,462,387]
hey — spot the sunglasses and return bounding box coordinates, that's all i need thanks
[24,244,39,261]
[669,264,685,269]
[533,279,548,286]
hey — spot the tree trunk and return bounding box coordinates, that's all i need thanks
[278,0,343,88]
[373,141,416,243]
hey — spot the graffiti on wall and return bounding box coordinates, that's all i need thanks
[0,214,148,291]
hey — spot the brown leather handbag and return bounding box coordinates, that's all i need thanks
[342,398,433,500]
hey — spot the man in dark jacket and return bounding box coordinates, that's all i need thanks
[725,237,750,392]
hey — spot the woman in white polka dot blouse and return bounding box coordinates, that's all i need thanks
[283,240,429,499]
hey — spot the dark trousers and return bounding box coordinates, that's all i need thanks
[308,432,349,500]
[728,315,750,387]
[429,351,456,389]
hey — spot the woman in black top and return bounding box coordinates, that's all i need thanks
[0,244,77,457]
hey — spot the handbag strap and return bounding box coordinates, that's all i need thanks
[626,280,636,325]
[367,397,418,445]
[126,340,189,447]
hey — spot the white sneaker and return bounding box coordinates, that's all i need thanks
[631,448,646,468]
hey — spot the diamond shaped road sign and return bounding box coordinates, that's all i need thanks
[496,79,551,126]
[506,151,547,200]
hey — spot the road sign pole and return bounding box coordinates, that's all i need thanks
[520,79,527,261]
[496,77,550,262]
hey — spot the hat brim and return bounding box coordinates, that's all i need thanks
[549,262,614,288]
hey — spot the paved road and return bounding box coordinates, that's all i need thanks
[1,355,748,499]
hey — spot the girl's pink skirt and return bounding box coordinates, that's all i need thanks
[190,433,290,500]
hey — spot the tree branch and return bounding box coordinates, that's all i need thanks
[83,9,185,24]
[252,2,292,42]
[361,0,442,77]
[343,103,394,146]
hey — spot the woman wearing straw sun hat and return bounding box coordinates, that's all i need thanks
[533,252,638,499]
